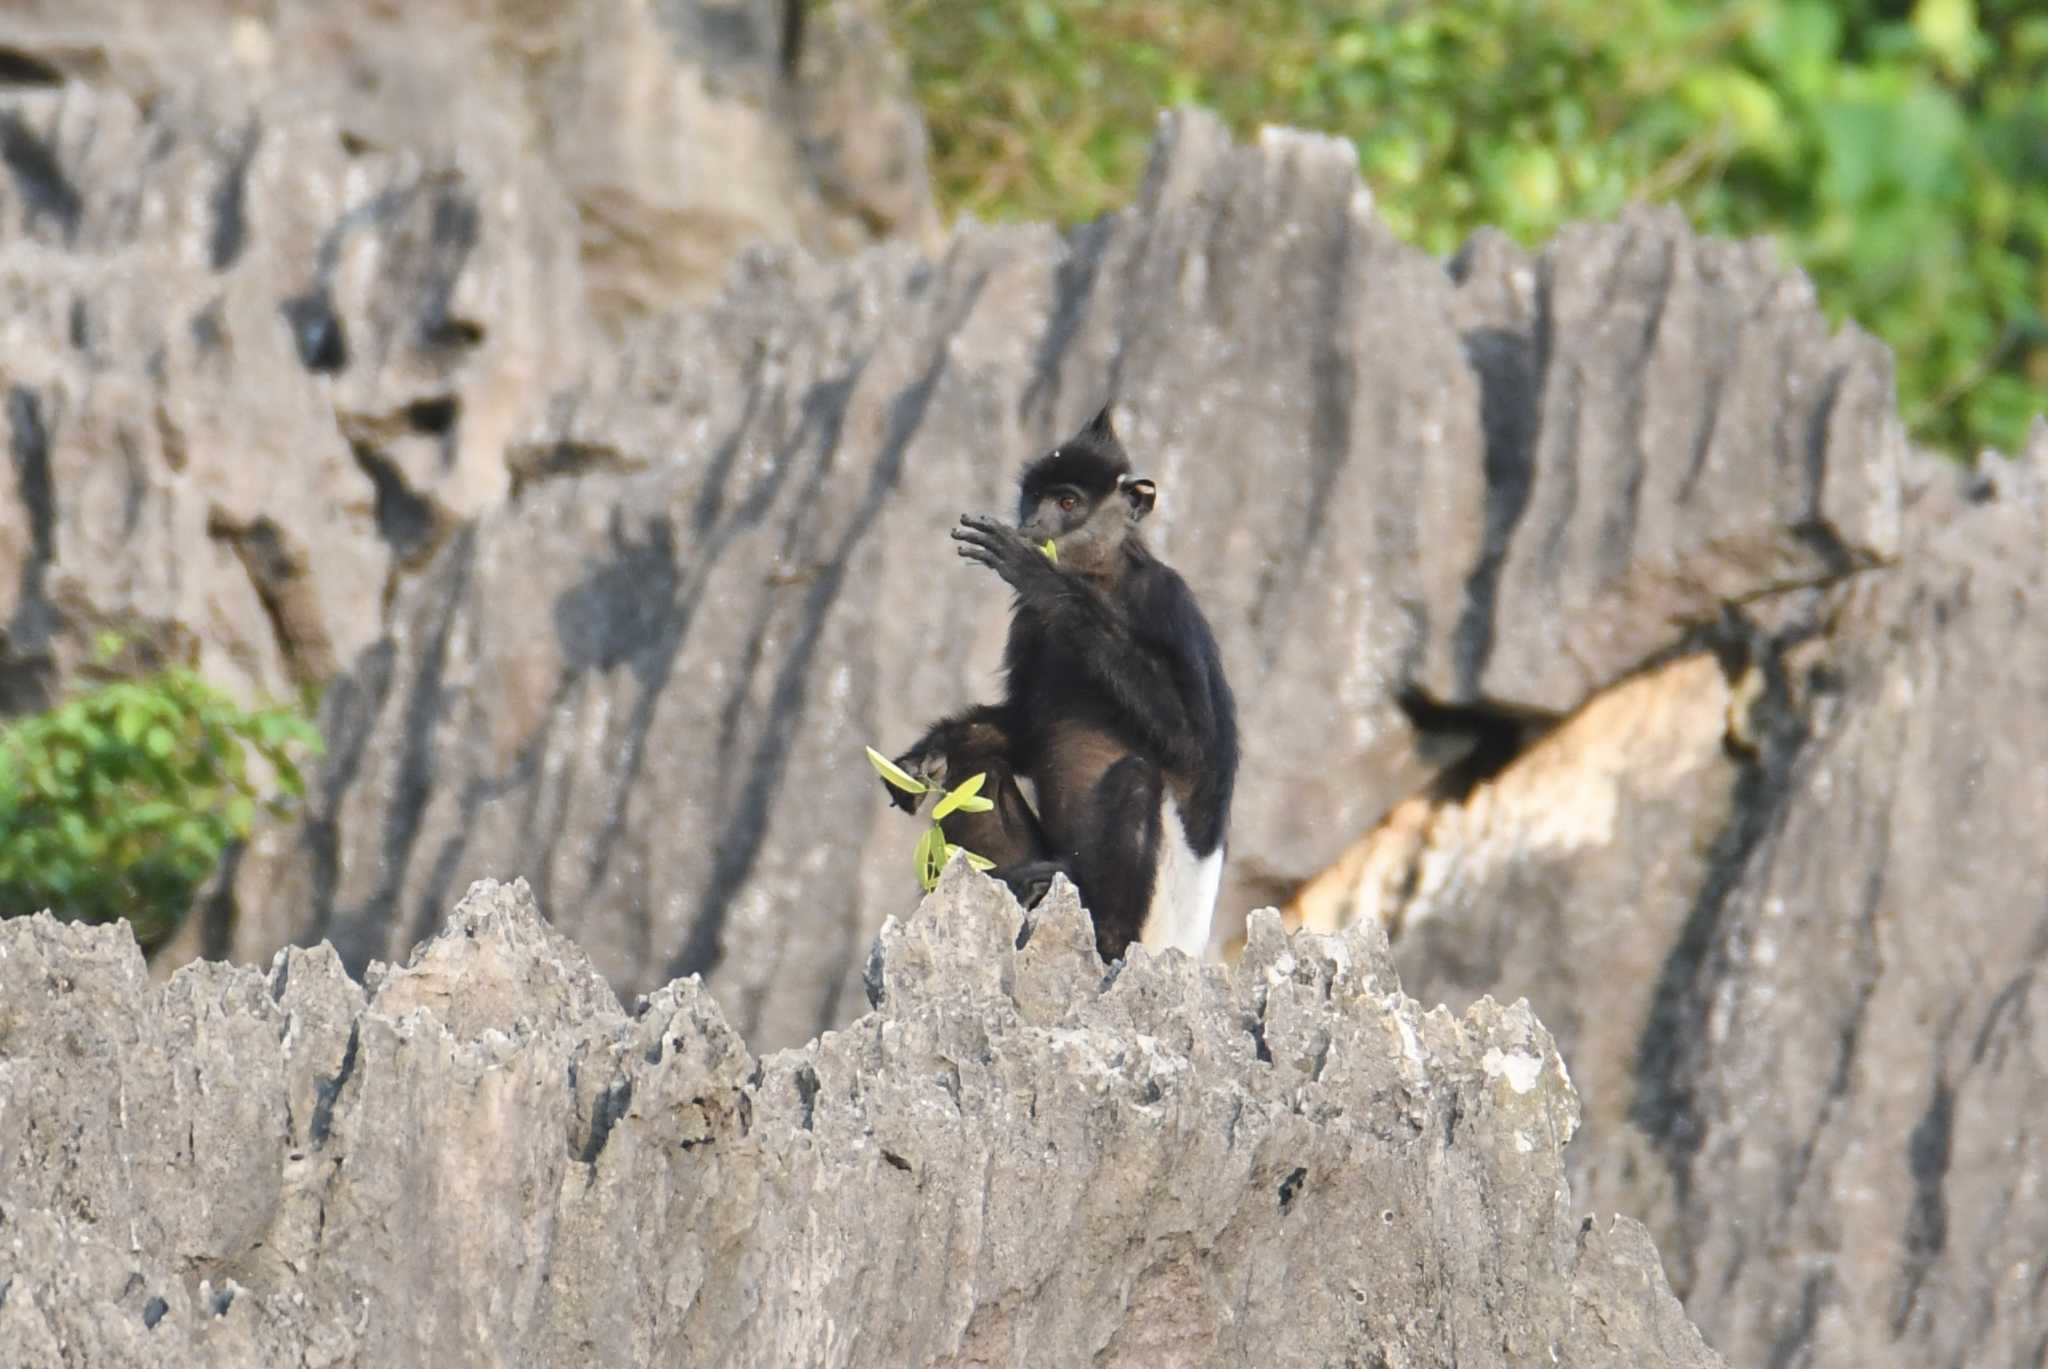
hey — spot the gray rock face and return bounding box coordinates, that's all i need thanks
[0,0,933,320]
[1306,434,2048,1368]
[0,0,930,710]
[0,875,1720,1368]
[0,76,582,709]
[213,112,1905,1058]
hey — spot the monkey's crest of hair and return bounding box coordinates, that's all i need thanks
[1020,406,1129,500]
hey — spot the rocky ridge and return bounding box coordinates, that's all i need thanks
[0,875,1722,1367]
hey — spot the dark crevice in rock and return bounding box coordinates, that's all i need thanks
[169,841,245,967]
[403,395,459,438]
[862,939,886,1009]
[1444,261,1546,700]
[1394,689,1545,804]
[794,1064,820,1132]
[1765,1269,1830,1369]
[308,1022,361,1146]
[383,532,479,954]
[1298,198,1356,556]
[1598,233,1677,578]
[3,386,58,714]
[0,110,81,240]
[301,642,397,948]
[209,122,259,272]
[0,47,63,87]
[1801,364,1847,523]
[1630,622,1809,1296]
[415,191,481,357]
[1019,218,1111,432]
[507,438,637,499]
[578,1076,634,1165]
[349,442,441,567]
[1278,1167,1307,1211]
[1892,1074,1954,1335]
[141,1294,167,1329]
[206,511,336,688]
[777,0,804,76]
[1245,1011,1273,1064]
[281,290,349,373]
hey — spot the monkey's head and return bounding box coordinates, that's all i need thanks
[1016,405,1156,576]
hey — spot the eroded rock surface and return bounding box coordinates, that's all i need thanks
[0,876,1721,1368]
[1292,430,2048,1366]
[0,0,930,710]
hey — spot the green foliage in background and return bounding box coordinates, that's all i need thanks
[886,0,2048,454]
[0,668,322,948]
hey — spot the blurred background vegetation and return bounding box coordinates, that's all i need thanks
[0,657,320,949]
[883,0,2048,456]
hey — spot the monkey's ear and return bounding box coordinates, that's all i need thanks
[1121,475,1156,520]
[1085,403,1117,441]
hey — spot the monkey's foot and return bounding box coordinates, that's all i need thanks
[994,860,1066,909]
[882,746,948,813]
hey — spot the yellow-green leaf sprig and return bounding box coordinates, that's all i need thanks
[867,747,1000,891]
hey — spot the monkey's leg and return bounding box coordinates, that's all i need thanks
[1068,756,1166,963]
[985,858,1070,910]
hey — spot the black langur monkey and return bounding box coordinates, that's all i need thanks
[885,405,1238,962]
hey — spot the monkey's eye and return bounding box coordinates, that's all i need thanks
[1057,495,1078,513]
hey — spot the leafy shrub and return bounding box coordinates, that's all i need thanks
[0,669,322,948]
[886,0,2047,455]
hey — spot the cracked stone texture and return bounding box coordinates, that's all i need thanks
[0,0,934,321]
[1298,423,2048,1368]
[0,0,930,710]
[0,874,1721,1368]
[204,112,1904,1057]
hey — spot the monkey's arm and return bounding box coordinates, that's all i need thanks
[953,516,1206,761]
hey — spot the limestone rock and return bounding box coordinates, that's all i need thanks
[0,0,932,710]
[0,875,1722,1367]
[1337,425,2048,1366]
[0,0,935,320]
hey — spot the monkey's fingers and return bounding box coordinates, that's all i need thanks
[951,529,1013,566]
[956,543,1006,573]
[949,522,1012,554]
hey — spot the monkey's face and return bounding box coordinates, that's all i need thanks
[1018,475,1156,576]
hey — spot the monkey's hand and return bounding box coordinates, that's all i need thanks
[882,743,945,814]
[952,514,1062,595]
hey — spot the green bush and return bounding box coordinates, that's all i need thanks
[886,0,2047,455]
[0,669,322,948]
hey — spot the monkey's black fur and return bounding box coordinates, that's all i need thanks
[887,406,1238,961]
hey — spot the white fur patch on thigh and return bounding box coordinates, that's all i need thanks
[1139,794,1222,957]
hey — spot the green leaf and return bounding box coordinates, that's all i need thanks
[930,771,993,820]
[865,745,928,795]
[914,824,945,891]
[1912,0,1983,80]
[1040,539,1058,562]
[945,844,997,872]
